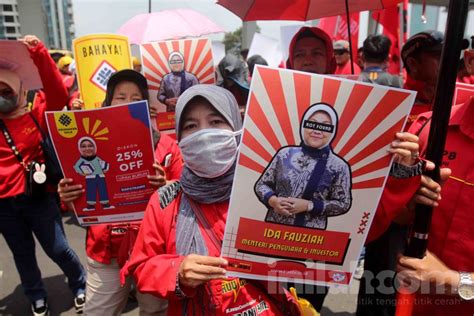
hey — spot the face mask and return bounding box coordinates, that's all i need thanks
[0,95,19,114]
[179,128,241,179]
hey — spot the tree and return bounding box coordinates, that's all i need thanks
[223,25,262,54]
[223,27,243,53]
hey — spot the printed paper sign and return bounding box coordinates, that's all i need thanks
[73,34,132,109]
[46,101,155,225]
[222,66,416,286]
[141,38,215,133]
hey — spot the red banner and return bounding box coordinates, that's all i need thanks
[235,218,350,264]
[318,13,360,64]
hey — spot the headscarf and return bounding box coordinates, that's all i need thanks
[175,84,242,257]
[295,103,338,226]
[300,102,338,149]
[77,136,97,161]
[102,69,149,107]
[288,26,336,74]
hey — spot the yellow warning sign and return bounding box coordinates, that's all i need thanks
[73,34,132,109]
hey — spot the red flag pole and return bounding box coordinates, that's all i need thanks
[395,0,470,315]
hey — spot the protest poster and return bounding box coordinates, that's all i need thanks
[140,37,215,134]
[73,34,132,109]
[45,101,155,225]
[221,66,416,286]
[248,33,282,67]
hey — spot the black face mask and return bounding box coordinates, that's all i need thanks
[0,95,19,114]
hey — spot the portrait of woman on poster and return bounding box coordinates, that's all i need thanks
[255,103,352,230]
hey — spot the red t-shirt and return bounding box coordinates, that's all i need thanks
[407,97,474,316]
[122,192,297,316]
[0,42,68,198]
[334,61,361,75]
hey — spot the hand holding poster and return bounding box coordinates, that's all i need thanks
[73,34,132,109]
[221,66,416,286]
[141,38,215,133]
[46,101,155,225]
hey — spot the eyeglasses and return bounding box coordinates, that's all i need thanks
[334,50,348,56]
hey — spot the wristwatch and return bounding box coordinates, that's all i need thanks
[458,272,474,301]
[307,201,314,212]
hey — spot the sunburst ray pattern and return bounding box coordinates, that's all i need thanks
[239,66,415,193]
[141,38,215,91]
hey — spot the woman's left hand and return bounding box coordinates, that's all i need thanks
[388,132,420,166]
[287,197,310,214]
[147,161,167,188]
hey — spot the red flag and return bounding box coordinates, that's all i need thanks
[319,13,360,66]
[372,2,407,75]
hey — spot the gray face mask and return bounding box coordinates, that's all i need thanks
[0,95,19,114]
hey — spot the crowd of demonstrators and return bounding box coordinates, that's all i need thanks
[1,23,472,316]
[333,40,361,75]
[0,35,86,316]
[58,69,181,315]
[358,34,402,88]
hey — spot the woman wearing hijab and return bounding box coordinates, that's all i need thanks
[121,84,299,316]
[58,69,181,315]
[255,103,351,230]
[74,136,113,210]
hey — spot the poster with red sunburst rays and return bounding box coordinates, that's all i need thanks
[45,101,156,225]
[221,66,416,287]
[141,38,216,135]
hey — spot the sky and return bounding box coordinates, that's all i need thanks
[71,0,304,42]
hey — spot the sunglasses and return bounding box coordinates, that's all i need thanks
[334,50,348,56]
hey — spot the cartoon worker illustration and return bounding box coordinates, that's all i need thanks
[255,103,352,230]
[158,51,199,112]
[74,136,114,211]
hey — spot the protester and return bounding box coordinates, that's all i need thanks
[333,40,361,75]
[358,34,402,87]
[0,35,86,316]
[121,84,301,316]
[216,53,250,110]
[287,26,336,74]
[158,51,199,112]
[401,31,443,128]
[255,103,352,229]
[247,54,268,78]
[59,69,181,316]
[395,95,474,316]
[132,56,142,73]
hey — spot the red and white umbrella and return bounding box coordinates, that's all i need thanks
[217,0,401,21]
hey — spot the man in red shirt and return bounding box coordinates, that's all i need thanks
[0,36,86,315]
[333,40,361,75]
[401,31,443,129]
